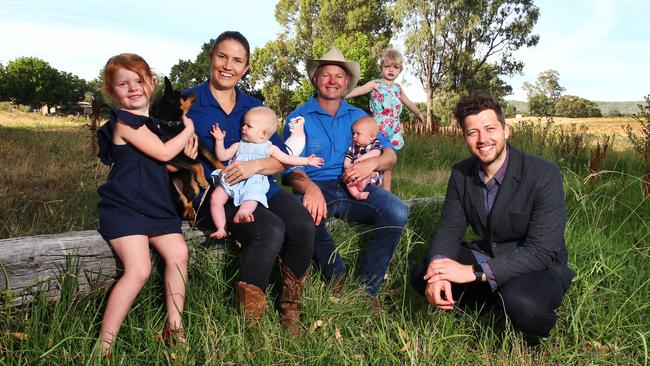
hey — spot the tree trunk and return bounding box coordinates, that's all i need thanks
[426,87,437,133]
[0,197,443,305]
[0,223,209,305]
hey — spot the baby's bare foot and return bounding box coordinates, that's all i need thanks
[210,228,228,239]
[355,192,370,201]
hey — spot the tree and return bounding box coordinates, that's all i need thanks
[527,93,555,116]
[394,0,540,130]
[555,95,601,118]
[169,41,214,90]
[4,57,59,109]
[249,0,392,118]
[249,37,303,120]
[522,69,564,102]
[2,57,88,111]
[503,102,517,118]
[523,69,564,117]
[0,62,8,101]
[274,0,392,61]
[464,62,513,102]
[53,71,88,108]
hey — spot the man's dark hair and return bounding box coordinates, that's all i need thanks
[453,92,505,129]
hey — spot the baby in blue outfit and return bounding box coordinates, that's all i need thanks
[209,106,323,239]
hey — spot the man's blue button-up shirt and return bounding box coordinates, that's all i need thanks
[282,96,394,181]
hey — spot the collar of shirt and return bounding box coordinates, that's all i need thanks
[478,145,510,187]
[110,108,150,127]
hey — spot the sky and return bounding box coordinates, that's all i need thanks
[1,0,648,102]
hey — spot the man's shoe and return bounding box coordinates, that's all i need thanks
[329,274,346,295]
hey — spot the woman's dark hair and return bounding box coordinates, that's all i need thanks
[453,92,505,129]
[210,31,251,64]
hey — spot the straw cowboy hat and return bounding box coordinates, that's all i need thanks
[307,46,361,96]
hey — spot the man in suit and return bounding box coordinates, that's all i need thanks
[411,93,574,343]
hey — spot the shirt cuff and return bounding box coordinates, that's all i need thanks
[480,262,498,292]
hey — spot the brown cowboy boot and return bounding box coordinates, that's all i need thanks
[236,281,266,324]
[278,259,309,336]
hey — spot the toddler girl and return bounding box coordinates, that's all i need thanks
[209,106,323,239]
[96,54,193,355]
[346,48,424,190]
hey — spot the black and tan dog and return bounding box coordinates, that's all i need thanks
[149,77,224,224]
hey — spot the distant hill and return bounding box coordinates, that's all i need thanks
[594,101,644,116]
[504,100,644,116]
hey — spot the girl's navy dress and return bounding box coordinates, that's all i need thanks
[96,109,181,240]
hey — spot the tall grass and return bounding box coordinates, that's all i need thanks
[1,114,649,364]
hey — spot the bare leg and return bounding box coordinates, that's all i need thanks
[100,235,152,354]
[234,200,258,223]
[346,178,370,200]
[150,233,188,338]
[209,187,229,238]
[382,169,392,191]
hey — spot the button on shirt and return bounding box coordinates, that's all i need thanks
[282,96,394,180]
[475,146,510,291]
[184,81,287,205]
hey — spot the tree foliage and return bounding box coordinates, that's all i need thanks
[527,93,555,116]
[2,57,88,109]
[555,95,601,118]
[169,40,214,90]
[522,69,564,101]
[523,69,565,116]
[250,0,392,119]
[393,0,539,129]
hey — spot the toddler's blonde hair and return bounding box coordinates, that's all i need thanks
[380,48,404,69]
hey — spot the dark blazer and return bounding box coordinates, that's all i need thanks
[428,144,574,289]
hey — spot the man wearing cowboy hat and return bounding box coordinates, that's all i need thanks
[282,47,408,305]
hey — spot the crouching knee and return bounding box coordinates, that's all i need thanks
[503,295,557,337]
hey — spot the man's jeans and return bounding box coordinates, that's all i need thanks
[296,180,408,297]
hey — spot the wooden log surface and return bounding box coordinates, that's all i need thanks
[0,196,442,305]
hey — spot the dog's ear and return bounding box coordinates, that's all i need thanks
[164,77,174,98]
[180,93,196,116]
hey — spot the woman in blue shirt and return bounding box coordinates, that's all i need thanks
[185,31,313,335]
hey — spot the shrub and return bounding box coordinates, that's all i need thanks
[555,95,602,117]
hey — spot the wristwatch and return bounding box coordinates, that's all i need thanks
[472,264,484,282]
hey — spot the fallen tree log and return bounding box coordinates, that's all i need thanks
[0,196,442,305]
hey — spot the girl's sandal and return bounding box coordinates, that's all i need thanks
[162,324,186,346]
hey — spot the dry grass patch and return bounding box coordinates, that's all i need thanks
[507,116,641,150]
[0,110,87,129]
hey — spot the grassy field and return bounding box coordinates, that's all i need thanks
[1,110,649,365]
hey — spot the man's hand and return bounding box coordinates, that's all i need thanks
[424,257,475,284]
[302,184,327,225]
[425,280,455,310]
[342,159,377,185]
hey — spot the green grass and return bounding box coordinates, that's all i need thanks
[1,123,649,364]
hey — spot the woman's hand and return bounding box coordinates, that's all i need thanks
[221,160,259,185]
